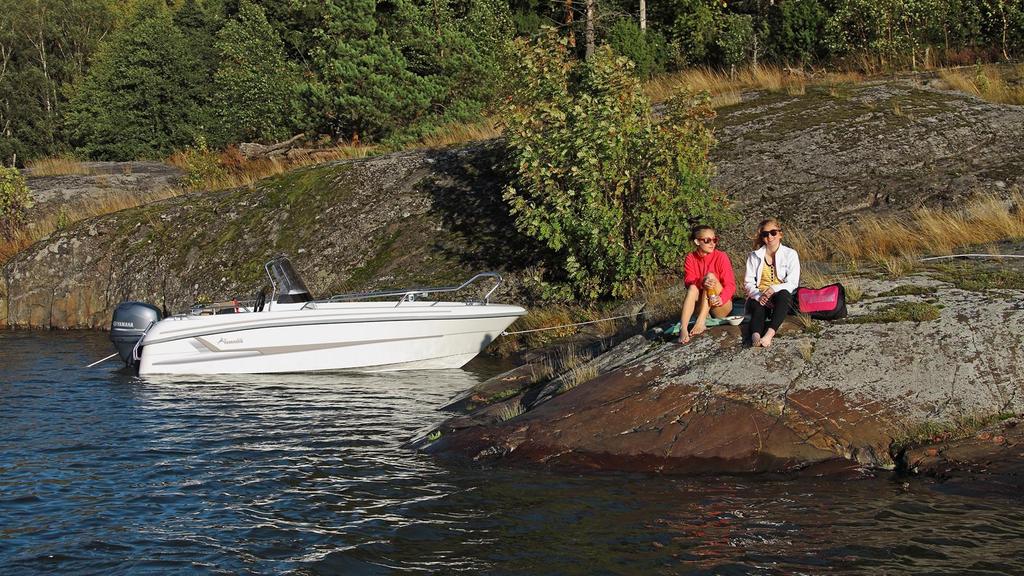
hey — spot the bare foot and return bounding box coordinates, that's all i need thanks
[690,322,707,337]
[760,329,776,348]
[751,333,762,347]
[678,332,691,344]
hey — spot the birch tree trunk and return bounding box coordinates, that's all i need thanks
[566,0,575,47]
[585,0,595,59]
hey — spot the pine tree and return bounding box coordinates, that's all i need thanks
[212,0,297,144]
[65,1,204,159]
[306,0,439,141]
[386,0,512,127]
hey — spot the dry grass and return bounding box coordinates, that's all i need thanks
[0,186,184,264]
[559,360,600,394]
[536,345,600,394]
[796,193,1024,267]
[639,282,685,325]
[493,306,577,355]
[23,156,92,177]
[644,64,863,105]
[879,254,918,278]
[709,91,743,108]
[790,313,820,335]
[166,120,501,194]
[495,398,526,422]
[797,338,815,361]
[937,65,1024,106]
[167,143,377,192]
[414,118,502,149]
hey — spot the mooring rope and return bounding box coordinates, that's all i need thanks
[501,312,645,336]
[919,253,1024,262]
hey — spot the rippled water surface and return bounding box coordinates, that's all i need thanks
[2,331,1023,575]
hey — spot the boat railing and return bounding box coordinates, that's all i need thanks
[312,272,504,307]
[184,297,261,316]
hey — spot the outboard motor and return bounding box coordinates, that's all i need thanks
[110,302,162,367]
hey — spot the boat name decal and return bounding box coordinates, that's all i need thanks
[217,337,244,345]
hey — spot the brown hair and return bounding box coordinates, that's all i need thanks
[690,224,715,241]
[752,218,782,249]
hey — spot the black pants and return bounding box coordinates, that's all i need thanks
[746,290,793,337]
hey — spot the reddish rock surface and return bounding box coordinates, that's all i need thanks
[902,418,1024,496]
[426,352,898,474]
[421,276,1024,476]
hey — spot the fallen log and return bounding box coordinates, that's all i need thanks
[238,133,306,160]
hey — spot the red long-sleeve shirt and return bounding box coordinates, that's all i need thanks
[683,249,736,303]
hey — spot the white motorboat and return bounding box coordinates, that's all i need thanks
[109,256,526,375]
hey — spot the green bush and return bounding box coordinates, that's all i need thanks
[55,204,72,231]
[716,12,754,68]
[605,18,670,78]
[502,30,730,300]
[0,167,31,241]
[768,0,828,63]
[180,136,226,190]
[668,0,721,66]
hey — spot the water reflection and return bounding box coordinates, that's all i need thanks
[2,331,1024,575]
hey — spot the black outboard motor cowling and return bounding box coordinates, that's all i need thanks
[110,302,162,366]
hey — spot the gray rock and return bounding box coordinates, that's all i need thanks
[422,271,1024,474]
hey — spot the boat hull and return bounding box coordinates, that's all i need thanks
[137,302,525,375]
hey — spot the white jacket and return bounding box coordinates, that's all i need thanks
[744,244,800,300]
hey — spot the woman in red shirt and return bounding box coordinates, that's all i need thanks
[678,225,736,344]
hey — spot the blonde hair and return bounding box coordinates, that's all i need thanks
[752,218,782,249]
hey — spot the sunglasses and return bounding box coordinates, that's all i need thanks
[695,237,718,245]
[759,229,782,239]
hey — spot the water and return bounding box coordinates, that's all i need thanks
[2,331,1023,575]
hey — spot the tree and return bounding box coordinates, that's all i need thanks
[502,31,729,300]
[716,12,754,69]
[980,0,1024,59]
[387,0,512,127]
[0,0,116,163]
[212,0,297,144]
[65,2,205,159]
[585,0,596,58]
[768,0,828,64]
[174,0,224,91]
[667,0,721,66]
[306,0,512,142]
[605,17,670,77]
[306,0,439,141]
[0,166,30,240]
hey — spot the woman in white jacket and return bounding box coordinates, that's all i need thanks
[744,218,800,347]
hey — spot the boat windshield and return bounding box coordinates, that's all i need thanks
[265,256,313,303]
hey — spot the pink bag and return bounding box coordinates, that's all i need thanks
[795,284,847,320]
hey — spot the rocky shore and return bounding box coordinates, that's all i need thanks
[2,76,1023,485]
[415,263,1024,482]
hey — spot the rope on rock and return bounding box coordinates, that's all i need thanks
[919,254,1024,262]
[501,312,644,336]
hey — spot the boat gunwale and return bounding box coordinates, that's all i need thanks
[142,307,526,347]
